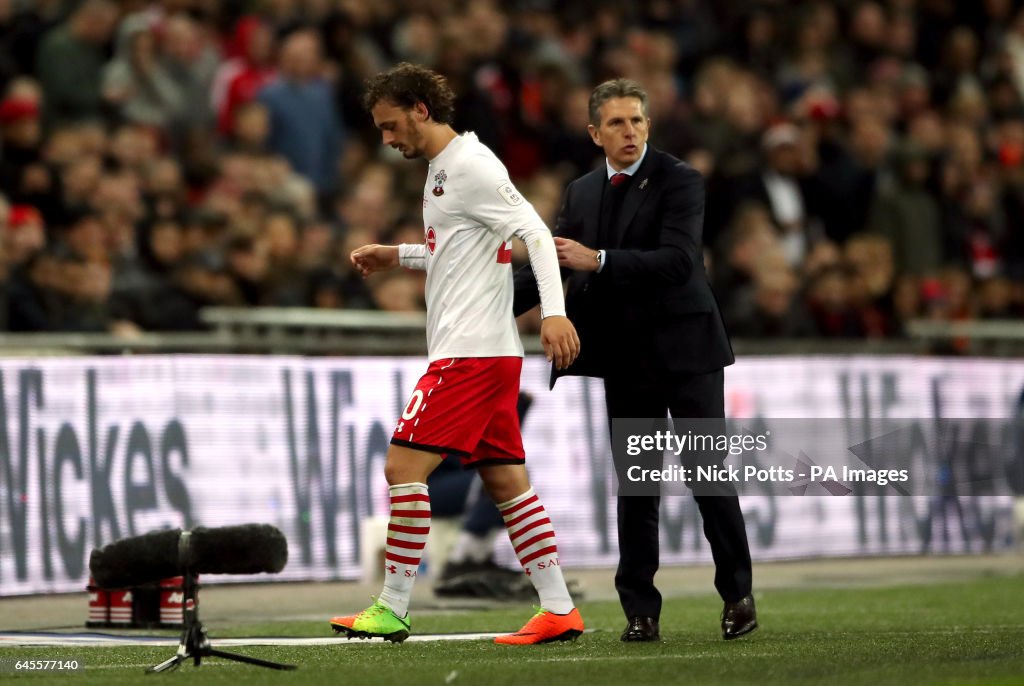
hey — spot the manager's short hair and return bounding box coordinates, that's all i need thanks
[363,63,456,125]
[588,78,649,126]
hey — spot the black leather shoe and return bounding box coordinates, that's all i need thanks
[721,595,757,640]
[621,616,660,642]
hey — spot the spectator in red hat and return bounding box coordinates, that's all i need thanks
[0,95,43,199]
[6,204,45,267]
[0,95,39,126]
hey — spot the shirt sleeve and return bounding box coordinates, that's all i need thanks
[515,223,566,319]
[398,243,427,270]
[461,153,549,241]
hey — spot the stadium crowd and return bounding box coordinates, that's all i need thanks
[0,0,1022,340]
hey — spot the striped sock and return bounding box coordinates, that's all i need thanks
[378,482,430,617]
[498,487,574,614]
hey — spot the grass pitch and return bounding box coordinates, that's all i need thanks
[2,573,1023,685]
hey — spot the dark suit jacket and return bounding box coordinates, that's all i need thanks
[514,146,734,387]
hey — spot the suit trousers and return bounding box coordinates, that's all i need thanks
[604,367,753,619]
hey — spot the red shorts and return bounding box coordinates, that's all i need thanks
[391,357,525,468]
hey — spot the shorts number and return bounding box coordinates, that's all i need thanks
[402,390,425,420]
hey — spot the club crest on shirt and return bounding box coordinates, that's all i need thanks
[425,226,437,254]
[432,170,447,196]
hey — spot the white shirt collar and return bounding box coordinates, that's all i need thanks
[605,144,648,179]
[430,131,474,164]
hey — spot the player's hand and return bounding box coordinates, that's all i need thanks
[540,315,581,370]
[350,244,400,277]
[554,237,600,272]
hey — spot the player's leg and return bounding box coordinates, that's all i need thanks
[329,444,442,642]
[478,463,572,606]
[479,463,583,644]
[464,360,583,644]
[330,358,477,642]
[377,444,444,616]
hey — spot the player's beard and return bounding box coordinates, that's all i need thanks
[401,113,426,159]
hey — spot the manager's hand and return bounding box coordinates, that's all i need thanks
[540,315,581,370]
[554,237,600,272]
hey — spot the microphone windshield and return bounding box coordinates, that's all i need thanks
[88,524,288,588]
[189,524,288,575]
[89,528,183,589]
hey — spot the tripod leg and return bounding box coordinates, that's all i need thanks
[147,594,201,674]
[206,649,297,671]
[146,568,296,673]
[146,655,186,674]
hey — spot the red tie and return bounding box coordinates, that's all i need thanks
[610,172,629,187]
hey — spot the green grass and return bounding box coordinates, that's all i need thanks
[3,574,1023,685]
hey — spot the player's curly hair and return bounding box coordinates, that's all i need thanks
[362,63,456,125]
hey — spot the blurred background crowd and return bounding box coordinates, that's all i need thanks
[0,0,1023,341]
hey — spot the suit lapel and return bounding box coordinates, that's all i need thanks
[611,150,658,247]
[577,169,605,248]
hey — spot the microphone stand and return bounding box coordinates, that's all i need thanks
[147,532,296,673]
